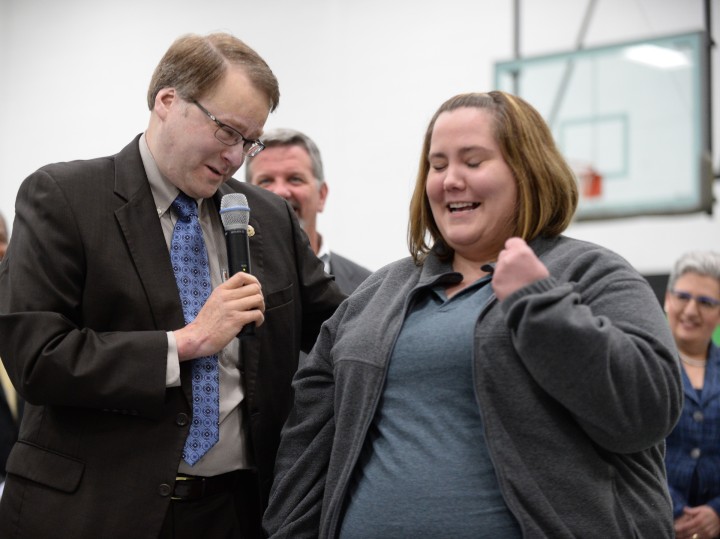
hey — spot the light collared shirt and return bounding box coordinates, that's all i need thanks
[316,233,331,274]
[139,134,250,476]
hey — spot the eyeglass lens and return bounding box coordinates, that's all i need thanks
[215,128,262,155]
[670,289,720,310]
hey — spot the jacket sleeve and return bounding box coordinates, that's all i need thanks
[263,306,343,538]
[501,246,682,454]
[0,169,170,418]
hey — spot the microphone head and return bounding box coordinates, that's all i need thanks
[220,193,250,232]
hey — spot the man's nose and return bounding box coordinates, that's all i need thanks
[274,183,293,200]
[222,144,246,169]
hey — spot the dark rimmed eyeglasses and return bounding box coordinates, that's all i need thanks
[192,100,265,157]
[668,289,720,313]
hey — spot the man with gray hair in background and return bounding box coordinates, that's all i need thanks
[245,128,371,295]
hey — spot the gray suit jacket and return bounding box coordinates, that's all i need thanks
[0,135,345,539]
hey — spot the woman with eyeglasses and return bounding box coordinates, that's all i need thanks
[664,251,720,539]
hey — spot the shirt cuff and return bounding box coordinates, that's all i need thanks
[166,332,181,387]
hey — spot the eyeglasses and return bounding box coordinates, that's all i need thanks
[668,289,720,313]
[192,100,265,157]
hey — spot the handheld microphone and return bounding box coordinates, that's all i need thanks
[220,193,255,338]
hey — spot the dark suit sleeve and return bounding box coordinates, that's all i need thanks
[0,168,169,418]
[328,252,372,296]
[295,236,348,354]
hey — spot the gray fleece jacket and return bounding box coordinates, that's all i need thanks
[264,235,682,538]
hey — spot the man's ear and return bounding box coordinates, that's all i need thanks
[154,87,178,120]
[317,182,329,213]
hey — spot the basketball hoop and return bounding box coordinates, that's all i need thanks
[570,162,603,199]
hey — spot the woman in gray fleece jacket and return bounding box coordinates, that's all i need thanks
[263,91,683,538]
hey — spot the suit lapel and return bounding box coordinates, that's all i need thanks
[113,137,186,332]
[682,371,701,405]
[682,347,720,406]
[701,347,720,404]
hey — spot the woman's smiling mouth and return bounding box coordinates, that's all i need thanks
[448,202,480,212]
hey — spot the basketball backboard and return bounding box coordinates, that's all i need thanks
[495,32,711,220]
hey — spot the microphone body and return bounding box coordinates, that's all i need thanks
[220,194,255,338]
[226,228,251,276]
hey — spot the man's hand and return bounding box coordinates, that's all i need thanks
[492,237,550,301]
[174,272,265,361]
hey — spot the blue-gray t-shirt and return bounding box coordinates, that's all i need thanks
[339,277,521,538]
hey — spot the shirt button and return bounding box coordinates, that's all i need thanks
[158,483,173,497]
[176,413,189,426]
[693,411,704,422]
[690,448,701,459]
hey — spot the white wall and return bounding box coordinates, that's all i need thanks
[0,0,717,273]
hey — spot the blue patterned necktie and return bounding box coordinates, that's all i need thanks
[170,192,219,466]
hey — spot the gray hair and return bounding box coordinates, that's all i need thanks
[667,250,720,291]
[245,128,324,184]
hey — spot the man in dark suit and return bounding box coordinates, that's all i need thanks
[245,128,372,295]
[0,33,344,539]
